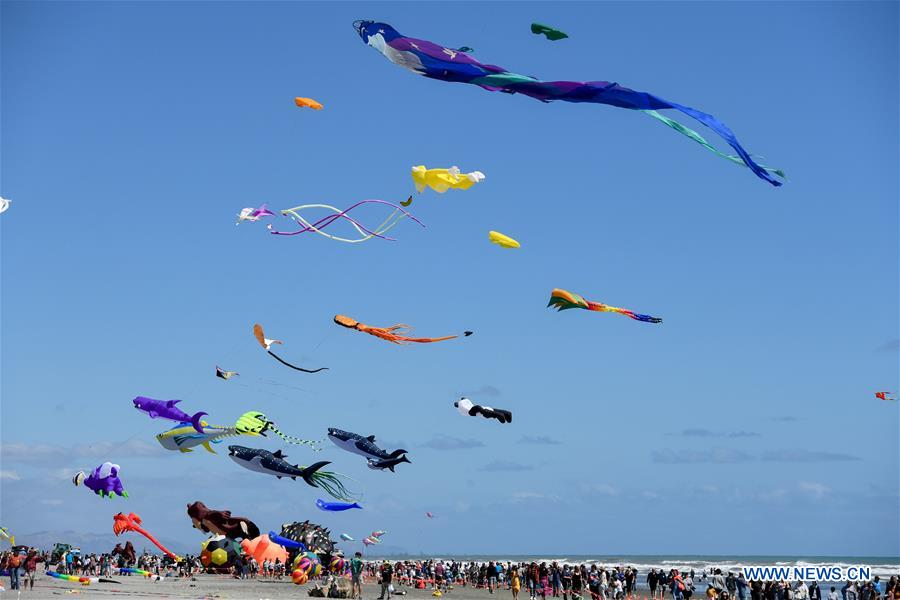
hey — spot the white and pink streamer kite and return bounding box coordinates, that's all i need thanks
[267,200,424,243]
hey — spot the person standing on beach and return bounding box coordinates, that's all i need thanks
[650,570,660,599]
[551,563,562,598]
[684,572,696,600]
[571,566,583,600]
[809,582,821,600]
[672,570,686,600]
[379,560,394,600]
[737,575,749,600]
[23,549,43,591]
[511,566,522,600]
[7,550,23,591]
[727,574,738,599]
[537,563,548,600]
[350,553,364,600]
[563,565,574,600]
[710,570,727,597]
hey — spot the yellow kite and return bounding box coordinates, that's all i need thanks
[488,231,520,249]
[411,165,485,193]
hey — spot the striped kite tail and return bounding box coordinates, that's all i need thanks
[269,425,325,452]
[599,304,663,324]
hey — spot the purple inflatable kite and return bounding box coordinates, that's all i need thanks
[74,462,128,498]
[133,396,207,433]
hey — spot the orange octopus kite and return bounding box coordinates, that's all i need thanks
[333,314,472,345]
[113,512,181,561]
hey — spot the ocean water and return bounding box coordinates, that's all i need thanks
[368,555,899,581]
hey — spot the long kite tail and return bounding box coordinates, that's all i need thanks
[357,323,459,344]
[267,350,328,373]
[132,526,181,561]
[662,100,782,187]
[267,423,326,452]
[272,203,397,239]
[270,200,424,243]
[643,110,786,180]
[307,469,359,502]
[586,301,663,324]
[395,334,459,343]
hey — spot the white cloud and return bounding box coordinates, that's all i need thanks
[798,481,830,499]
[480,460,534,472]
[652,447,753,464]
[420,435,485,450]
[518,435,561,446]
[584,483,620,496]
[0,470,21,480]
[511,491,562,503]
[2,439,161,465]
[759,488,789,502]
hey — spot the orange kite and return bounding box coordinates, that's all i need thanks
[295,97,323,110]
[334,314,472,345]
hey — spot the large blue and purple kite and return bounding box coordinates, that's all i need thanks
[354,21,783,186]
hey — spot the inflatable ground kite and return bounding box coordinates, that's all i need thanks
[187,501,260,540]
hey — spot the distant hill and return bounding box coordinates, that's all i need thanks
[14,530,194,555]
[360,545,410,558]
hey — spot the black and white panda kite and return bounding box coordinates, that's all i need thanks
[454,397,512,424]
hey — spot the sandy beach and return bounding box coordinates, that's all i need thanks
[16,578,498,599]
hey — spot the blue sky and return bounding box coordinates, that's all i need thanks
[1,1,897,557]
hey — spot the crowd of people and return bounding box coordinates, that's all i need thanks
[2,547,896,600]
[0,547,195,591]
[362,561,897,600]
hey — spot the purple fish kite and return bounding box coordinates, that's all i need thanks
[73,462,128,498]
[132,396,207,433]
[353,21,784,186]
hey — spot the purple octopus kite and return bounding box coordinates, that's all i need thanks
[74,462,128,498]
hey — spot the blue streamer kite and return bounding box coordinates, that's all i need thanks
[354,21,784,186]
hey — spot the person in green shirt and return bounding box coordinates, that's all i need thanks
[351,552,364,600]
